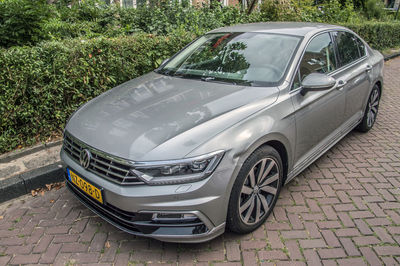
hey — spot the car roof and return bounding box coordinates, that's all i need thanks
[208,22,346,37]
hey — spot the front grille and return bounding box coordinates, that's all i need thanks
[63,132,143,185]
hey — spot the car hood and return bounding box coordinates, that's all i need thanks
[66,72,279,161]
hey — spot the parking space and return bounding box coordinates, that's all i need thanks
[0,57,399,265]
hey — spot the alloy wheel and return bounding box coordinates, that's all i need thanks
[367,89,380,128]
[238,158,280,225]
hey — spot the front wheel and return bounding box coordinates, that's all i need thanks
[356,85,381,133]
[227,146,283,234]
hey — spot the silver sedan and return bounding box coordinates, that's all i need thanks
[61,22,384,242]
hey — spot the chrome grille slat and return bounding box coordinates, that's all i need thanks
[91,169,142,184]
[64,145,80,159]
[91,156,130,174]
[63,132,143,185]
[92,170,124,183]
[90,162,127,179]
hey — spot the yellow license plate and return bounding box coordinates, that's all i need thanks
[68,169,103,204]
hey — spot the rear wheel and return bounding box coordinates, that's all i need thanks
[357,85,381,132]
[227,146,283,234]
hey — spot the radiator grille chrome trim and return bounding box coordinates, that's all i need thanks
[63,131,143,185]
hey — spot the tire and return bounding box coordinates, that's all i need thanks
[227,145,283,234]
[356,84,381,133]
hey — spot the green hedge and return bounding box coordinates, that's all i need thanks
[1,21,400,154]
[0,31,195,153]
[343,22,400,50]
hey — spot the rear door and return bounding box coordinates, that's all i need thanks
[332,31,371,125]
[291,32,346,164]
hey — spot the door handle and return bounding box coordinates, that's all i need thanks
[336,80,347,90]
[365,65,372,72]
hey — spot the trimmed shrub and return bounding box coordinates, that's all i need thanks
[343,21,400,50]
[1,21,400,153]
[0,31,195,153]
[44,2,252,41]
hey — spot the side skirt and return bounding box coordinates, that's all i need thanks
[285,116,362,185]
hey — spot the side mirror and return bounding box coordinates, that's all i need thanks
[300,73,336,96]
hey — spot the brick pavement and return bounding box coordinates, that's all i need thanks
[0,58,399,265]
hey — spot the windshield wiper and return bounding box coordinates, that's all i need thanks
[201,76,237,85]
[155,69,172,76]
[201,76,215,82]
[156,69,185,78]
[200,76,254,86]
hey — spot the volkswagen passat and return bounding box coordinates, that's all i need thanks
[61,22,384,242]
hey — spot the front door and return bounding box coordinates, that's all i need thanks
[291,32,346,165]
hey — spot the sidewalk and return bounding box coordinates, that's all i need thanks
[0,141,63,202]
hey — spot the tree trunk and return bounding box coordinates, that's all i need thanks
[247,0,257,14]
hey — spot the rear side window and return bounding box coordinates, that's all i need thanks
[335,31,363,67]
[357,38,366,57]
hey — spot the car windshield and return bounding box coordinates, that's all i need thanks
[157,32,301,86]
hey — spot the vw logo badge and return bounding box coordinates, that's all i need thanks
[80,149,91,169]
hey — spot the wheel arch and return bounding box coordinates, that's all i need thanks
[375,80,382,95]
[262,140,289,185]
[361,77,383,113]
[234,133,293,187]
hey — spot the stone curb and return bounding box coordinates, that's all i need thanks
[384,51,400,61]
[0,162,64,203]
[0,139,62,164]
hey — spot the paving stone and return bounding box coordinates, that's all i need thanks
[374,246,400,256]
[336,258,367,266]
[318,248,346,259]
[225,241,241,261]
[6,244,33,255]
[359,247,381,266]
[353,236,380,246]
[33,235,53,253]
[196,250,224,262]
[60,242,89,253]
[0,57,400,266]
[299,239,327,249]
[339,238,360,256]
[303,249,322,266]
[321,230,340,247]
[285,240,303,260]
[258,250,288,260]
[10,254,41,265]
[39,243,62,264]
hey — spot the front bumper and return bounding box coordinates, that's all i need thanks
[61,149,234,243]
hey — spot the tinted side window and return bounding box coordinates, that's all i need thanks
[298,33,337,81]
[357,38,366,57]
[335,31,361,66]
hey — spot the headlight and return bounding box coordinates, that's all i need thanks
[131,150,225,185]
